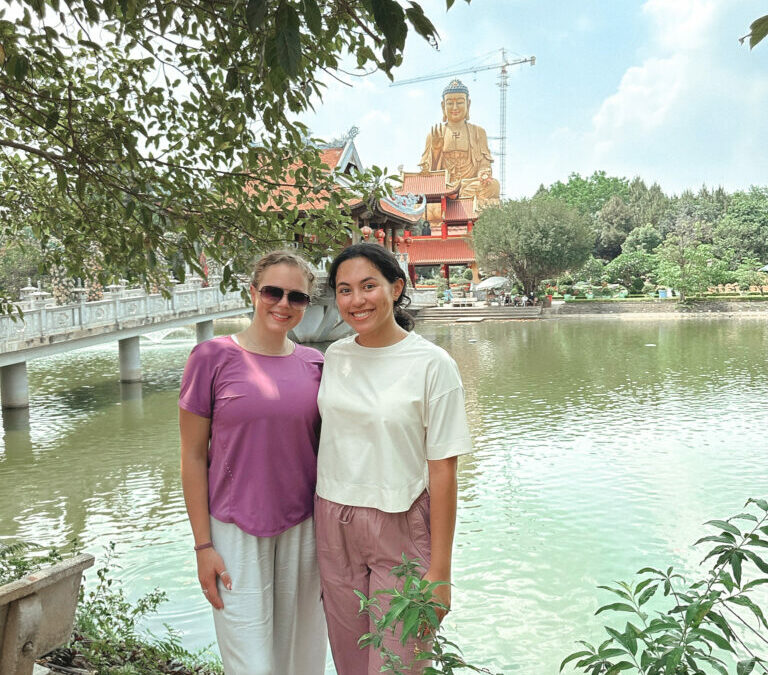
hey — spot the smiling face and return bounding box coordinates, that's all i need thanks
[249,262,310,335]
[334,256,404,343]
[442,92,469,123]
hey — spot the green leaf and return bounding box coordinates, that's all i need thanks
[245,0,267,32]
[560,651,593,672]
[747,498,768,512]
[370,0,407,51]
[605,663,634,674]
[749,15,768,49]
[742,578,768,592]
[446,0,455,8]
[275,3,301,77]
[595,602,636,615]
[705,519,741,536]
[405,2,439,44]
[597,585,632,601]
[302,0,322,36]
[55,167,67,194]
[690,627,735,653]
[637,584,658,606]
[13,54,29,82]
[745,550,768,574]
[727,595,768,628]
[738,658,756,675]
[664,646,683,674]
[731,551,743,586]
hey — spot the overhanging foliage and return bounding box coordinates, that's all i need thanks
[0,0,465,313]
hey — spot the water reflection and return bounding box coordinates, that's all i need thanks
[2,317,768,674]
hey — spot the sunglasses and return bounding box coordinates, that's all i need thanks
[254,285,311,310]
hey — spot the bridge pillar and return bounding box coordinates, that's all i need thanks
[196,320,214,343]
[118,337,141,382]
[0,362,29,409]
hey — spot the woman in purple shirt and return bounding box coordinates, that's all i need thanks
[179,251,327,675]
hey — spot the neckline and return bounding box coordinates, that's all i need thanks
[229,334,296,357]
[349,331,416,354]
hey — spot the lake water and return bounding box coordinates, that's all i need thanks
[2,317,768,673]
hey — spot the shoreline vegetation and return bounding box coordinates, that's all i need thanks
[0,541,223,675]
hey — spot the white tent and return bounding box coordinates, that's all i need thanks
[476,276,511,291]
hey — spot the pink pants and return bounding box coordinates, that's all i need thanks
[315,491,432,675]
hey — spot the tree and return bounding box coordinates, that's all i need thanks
[626,177,670,232]
[543,171,630,219]
[712,187,768,266]
[471,196,594,297]
[622,223,663,254]
[655,221,727,301]
[595,194,634,259]
[605,249,656,291]
[0,0,459,313]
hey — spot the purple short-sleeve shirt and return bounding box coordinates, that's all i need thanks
[179,336,323,537]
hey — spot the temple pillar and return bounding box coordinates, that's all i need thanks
[442,264,450,280]
[118,337,141,383]
[1,362,29,409]
[441,222,447,239]
[196,320,214,343]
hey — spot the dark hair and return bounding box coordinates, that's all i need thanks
[328,243,414,331]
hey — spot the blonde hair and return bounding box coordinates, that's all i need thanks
[250,250,316,293]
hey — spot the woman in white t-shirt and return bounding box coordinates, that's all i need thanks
[315,243,472,675]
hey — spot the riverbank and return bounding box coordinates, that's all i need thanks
[544,297,768,318]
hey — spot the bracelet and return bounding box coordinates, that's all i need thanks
[194,541,213,552]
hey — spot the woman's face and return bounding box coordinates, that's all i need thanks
[334,257,404,339]
[249,263,310,335]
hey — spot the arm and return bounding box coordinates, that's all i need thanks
[423,455,458,623]
[180,408,231,609]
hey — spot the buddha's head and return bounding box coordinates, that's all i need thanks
[441,79,470,123]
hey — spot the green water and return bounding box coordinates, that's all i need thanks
[2,317,768,673]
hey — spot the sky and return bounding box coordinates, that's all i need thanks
[302,0,768,199]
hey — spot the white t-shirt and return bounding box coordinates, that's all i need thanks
[316,331,473,512]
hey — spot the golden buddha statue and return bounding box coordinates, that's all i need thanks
[419,79,500,204]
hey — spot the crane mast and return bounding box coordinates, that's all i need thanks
[390,49,535,199]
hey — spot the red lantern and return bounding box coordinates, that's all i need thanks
[375,229,385,240]
[394,235,403,245]
[404,236,413,246]
[360,225,373,240]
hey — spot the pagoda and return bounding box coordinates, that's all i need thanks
[394,169,479,284]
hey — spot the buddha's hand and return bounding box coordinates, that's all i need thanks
[430,124,444,153]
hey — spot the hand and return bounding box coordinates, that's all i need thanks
[196,547,231,610]
[422,568,451,626]
[430,124,444,153]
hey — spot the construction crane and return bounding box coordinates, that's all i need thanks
[390,49,535,199]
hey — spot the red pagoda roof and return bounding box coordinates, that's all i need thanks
[319,147,344,170]
[397,237,475,264]
[445,198,477,222]
[398,171,458,200]
[246,145,349,211]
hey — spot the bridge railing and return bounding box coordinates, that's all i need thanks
[0,281,247,347]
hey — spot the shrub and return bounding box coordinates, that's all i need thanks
[562,498,768,675]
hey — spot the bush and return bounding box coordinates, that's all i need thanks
[1,540,222,675]
[562,498,768,675]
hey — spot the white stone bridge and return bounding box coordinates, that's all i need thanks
[0,279,251,410]
[0,271,356,411]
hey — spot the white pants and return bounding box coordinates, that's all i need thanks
[210,516,327,675]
